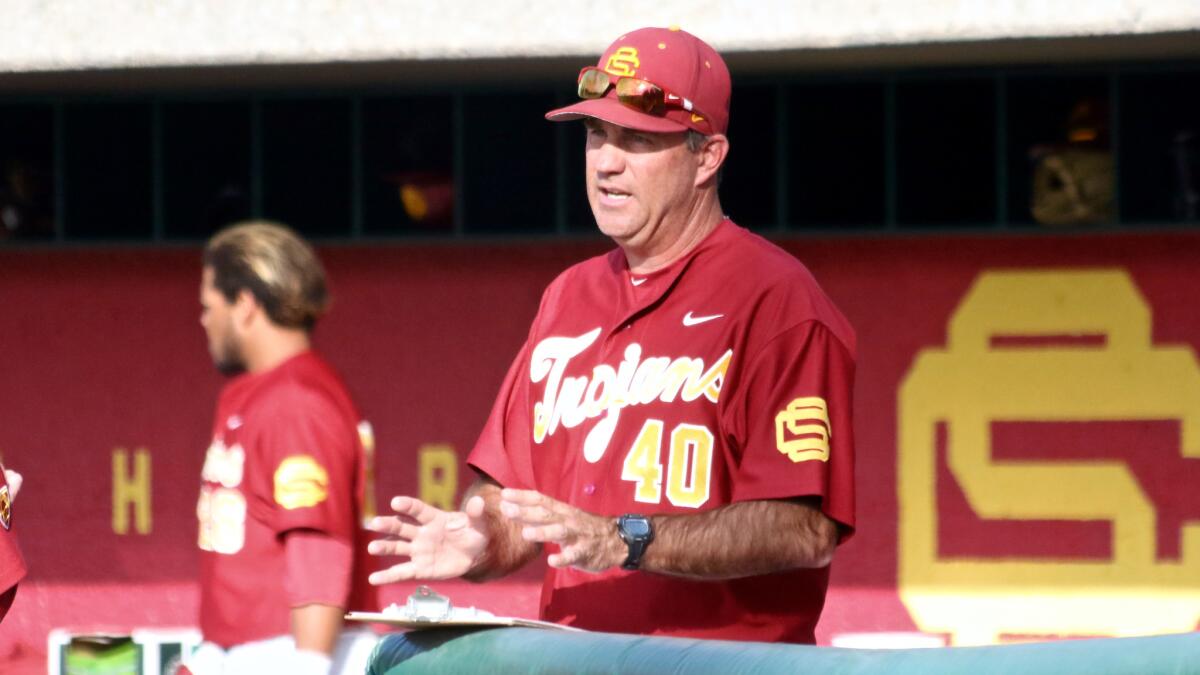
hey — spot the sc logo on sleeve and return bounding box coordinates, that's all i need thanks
[776,397,832,463]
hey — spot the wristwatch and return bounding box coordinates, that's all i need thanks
[617,514,655,571]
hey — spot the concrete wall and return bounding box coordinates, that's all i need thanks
[4,0,1199,73]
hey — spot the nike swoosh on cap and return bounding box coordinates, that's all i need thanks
[682,311,724,327]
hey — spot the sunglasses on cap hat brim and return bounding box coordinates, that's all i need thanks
[578,67,705,117]
[544,67,715,135]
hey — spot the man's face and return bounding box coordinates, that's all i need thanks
[199,266,245,376]
[584,118,699,249]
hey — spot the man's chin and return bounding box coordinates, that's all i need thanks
[594,218,640,242]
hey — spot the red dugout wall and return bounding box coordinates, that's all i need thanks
[2,231,1199,658]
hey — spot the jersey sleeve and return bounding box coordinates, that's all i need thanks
[284,529,354,608]
[244,388,360,540]
[466,337,536,490]
[721,320,856,536]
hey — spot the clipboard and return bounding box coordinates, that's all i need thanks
[345,585,582,632]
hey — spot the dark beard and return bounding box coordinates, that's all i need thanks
[214,358,246,377]
[211,333,246,376]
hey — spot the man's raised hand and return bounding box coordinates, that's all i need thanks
[365,495,489,584]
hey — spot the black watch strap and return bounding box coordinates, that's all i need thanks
[618,514,654,571]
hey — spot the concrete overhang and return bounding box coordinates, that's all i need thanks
[0,1,1197,92]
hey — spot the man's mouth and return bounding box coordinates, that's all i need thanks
[599,186,631,202]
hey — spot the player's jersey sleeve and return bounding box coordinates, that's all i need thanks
[467,338,537,490]
[721,319,856,536]
[244,388,359,540]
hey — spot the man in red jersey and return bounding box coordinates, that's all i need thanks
[186,222,378,675]
[368,26,856,644]
[0,465,26,624]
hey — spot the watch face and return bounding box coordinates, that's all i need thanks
[623,517,651,537]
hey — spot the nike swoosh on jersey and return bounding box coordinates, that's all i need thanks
[682,311,724,327]
[630,277,647,286]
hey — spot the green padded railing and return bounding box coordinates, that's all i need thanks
[367,627,1200,675]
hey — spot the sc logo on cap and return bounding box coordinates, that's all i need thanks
[605,47,640,77]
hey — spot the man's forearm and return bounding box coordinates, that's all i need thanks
[290,602,343,655]
[638,498,838,580]
[461,478,541,581]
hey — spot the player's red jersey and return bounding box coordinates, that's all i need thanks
[197,351,377,648]
[0,464,27,623]
[469,219,856,643]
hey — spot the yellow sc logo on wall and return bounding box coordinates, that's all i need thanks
[898,269,1200,645]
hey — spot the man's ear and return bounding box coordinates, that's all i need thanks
[231,288,260,328]
[694,134,730,188]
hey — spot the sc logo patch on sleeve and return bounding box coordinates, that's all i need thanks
[0,485,11,530]
[775,397,832,463]
[274,455,330,510]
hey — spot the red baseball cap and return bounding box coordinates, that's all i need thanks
[545,26,731,136]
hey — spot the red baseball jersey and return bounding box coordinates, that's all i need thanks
[0,464,26,623]
[469,219,856,643]
[197,351,377,648]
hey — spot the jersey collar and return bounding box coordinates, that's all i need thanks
[608,218,735,332]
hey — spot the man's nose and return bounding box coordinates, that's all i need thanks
[593,140,625,175]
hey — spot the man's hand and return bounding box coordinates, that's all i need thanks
[498,488,624,572]
[366,495,489,584]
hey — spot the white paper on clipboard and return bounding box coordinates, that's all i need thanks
[344,585,582,632]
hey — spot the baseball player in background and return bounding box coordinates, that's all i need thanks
[186,222,378,674]
[0,465,25,625]
[368,26,856,643]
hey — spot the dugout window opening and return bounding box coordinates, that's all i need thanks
[0,103,55,242]
[62,102,154,240]
[0,61,1197,245]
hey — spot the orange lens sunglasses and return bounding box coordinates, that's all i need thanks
[576,66,704,119]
